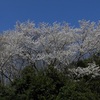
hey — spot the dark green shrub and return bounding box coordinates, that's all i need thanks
[10,66,67,100]
[57,81,98,100]
[0,63,100,100]
[0,83,15,100]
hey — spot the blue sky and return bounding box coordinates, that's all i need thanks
[0,0,100,32]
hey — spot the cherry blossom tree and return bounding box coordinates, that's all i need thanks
[0,20,100,84]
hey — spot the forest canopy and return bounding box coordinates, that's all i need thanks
[0,20,100,83]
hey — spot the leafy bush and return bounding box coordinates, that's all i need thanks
[0,83,15,100]
[10,66,67,100]
[57,80,98,100]
[0,64,100,100]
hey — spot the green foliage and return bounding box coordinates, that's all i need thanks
[75,52,100,68]
[76,60,88,68]
[92,54,100,66]
[10,66,67,100]
[0,83,15,100]
[57,80,98,100]
[0,63,100,100]
[86,78,100,98]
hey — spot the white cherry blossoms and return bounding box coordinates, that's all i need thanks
[69,62,100,79]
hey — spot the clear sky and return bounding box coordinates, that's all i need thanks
[0,0,100,32]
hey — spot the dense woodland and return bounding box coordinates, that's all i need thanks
[0,20,100,99]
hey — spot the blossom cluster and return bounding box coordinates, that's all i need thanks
[69,62,100,78]
[0,20,100,84]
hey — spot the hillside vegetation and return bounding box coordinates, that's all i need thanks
[0,20,100,99]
